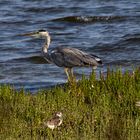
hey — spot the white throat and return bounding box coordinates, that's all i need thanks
[42,35,51,53]
[43,47,48,53]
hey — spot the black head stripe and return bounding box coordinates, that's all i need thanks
[38,29,46,32]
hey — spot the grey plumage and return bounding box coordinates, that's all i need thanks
[44,47,102,67]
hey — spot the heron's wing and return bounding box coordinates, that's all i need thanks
[50,47,102,67]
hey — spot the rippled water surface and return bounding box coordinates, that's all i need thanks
[0,0,140,92]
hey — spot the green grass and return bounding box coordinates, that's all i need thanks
[0,68,140,140]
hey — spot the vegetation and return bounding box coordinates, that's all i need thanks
[0,68,140,140]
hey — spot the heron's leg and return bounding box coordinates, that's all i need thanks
[64,68,71,81]
[69,68,74,78]
[92,66,97,70]
[69,68,77,82]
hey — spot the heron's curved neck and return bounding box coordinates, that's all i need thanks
[43,35,51,53]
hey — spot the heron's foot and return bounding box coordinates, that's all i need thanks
[64,68,76,83]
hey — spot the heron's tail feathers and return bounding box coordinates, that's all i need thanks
[91,54,102,65]
[95,57,102,65]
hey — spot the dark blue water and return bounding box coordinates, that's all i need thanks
[0,0,140,92]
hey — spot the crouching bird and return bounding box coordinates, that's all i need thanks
[44,112,63,130]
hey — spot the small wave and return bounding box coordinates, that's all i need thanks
[93,33,140,53]
[122,33,140,43]
[106,59,140,66]
[111,33,140,47]
[52,16,125,23]
[6,56,47,64]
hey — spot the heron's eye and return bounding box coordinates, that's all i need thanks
[34,31,39,34]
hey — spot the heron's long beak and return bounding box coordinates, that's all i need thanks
[18,31,38,37]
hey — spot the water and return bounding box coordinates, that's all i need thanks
[0,0,140,92]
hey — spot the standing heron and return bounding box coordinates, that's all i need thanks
[20,30,102,81]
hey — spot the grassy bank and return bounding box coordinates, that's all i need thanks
[0,69,140,140]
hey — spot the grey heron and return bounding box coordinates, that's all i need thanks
[20,30,102,81]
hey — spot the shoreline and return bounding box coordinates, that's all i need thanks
[0,68,140,139]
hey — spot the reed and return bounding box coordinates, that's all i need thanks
[0,68,140,140]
